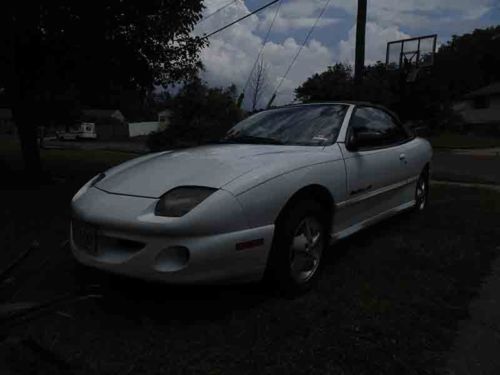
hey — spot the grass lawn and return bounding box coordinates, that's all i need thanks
[1,184,500,374]
[42,148,136,166]
[0,137,137,172]
[429,131,500,149]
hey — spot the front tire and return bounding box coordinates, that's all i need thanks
[265,199,329,296]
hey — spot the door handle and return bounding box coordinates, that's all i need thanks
[399,153,406,160]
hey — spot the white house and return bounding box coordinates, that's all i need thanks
[453,82,500,126]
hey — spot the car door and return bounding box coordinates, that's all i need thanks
[335,106,413,231]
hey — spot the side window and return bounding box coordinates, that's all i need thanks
[350,107,408,148]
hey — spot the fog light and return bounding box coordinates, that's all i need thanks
[154,246,190,272]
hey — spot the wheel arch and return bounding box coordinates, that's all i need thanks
[275,184,335,228]
[421,162,430,179]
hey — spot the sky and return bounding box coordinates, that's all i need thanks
[193,0,500,107]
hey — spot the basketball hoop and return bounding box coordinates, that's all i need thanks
[386,34,437,82]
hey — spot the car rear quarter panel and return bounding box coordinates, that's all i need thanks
[403,137,433,178]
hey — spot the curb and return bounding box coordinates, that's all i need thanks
[431,180,500,192]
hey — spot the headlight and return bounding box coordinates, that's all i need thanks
[155,187,217,217]
[72,173,106,202]
[89,173,106,187]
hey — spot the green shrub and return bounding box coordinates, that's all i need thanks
[148,79,245,151]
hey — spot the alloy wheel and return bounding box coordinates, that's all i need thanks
[416,174,428,211]
[289,216,324,284]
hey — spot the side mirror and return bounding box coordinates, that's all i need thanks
[347,131,359,151]
[348,130,384,150]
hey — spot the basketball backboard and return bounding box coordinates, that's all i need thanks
[386,34,437,71]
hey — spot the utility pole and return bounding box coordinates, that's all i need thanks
[354,0,367,96]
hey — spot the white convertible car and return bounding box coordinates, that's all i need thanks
[71,102,432,293]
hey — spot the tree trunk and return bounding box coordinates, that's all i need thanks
[13,104,43,179]
[5,5,45,182]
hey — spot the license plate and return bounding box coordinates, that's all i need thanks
[73,221,97,255]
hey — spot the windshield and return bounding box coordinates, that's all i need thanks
[223,104,348,146]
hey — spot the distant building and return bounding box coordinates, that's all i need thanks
[453,82,500,133]
[158,109,172,129]
[0,108,15,134]
[80,109,128,140]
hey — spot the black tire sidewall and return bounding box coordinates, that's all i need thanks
[265,199,329,295]
[415,169,429,211]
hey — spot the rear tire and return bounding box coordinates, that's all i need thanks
[265,199,329,296]
[414,168,429,212]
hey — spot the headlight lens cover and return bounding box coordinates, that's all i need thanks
[72,173,106,202]
[90,173,106,187]
[155,187,217,217]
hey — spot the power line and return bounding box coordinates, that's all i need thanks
[198,0,240,25]
[203,0,280,39]
[269,0,332,106]
[242,0,282,95]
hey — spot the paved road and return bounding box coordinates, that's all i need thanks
[432,150,500,185]
[450,148,500,157]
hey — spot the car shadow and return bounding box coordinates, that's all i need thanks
[71,208,423,325]
[323,207,420,266]
[76,264,272,324]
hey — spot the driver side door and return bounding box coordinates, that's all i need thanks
[335,106,412,232]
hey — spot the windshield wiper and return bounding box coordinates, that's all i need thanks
[220,135,284,145]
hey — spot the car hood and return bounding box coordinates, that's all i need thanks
[95,144,329,198]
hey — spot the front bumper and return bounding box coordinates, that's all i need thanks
[70,187,274,284]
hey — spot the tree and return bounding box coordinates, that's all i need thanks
[295,25,500,127]
[295,25,500,128]
[147,78,245,151]
[0,1,206,179]
[248,58,270,112]
[433,26,500,104]
[295,63,355,103]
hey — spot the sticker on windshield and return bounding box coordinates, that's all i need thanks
[313,136,328,141]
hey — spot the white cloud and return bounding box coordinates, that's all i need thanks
[333,0,494,65]
[194,0,334,107]
[192,0,494,107]
[331,0,495,29]
[258,0,340,33]
[260,16,340,33]
[338,22,410,65]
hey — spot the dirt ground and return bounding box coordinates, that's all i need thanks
[1,179,500,374]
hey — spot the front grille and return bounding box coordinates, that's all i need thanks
[72,220,98,255]
[97,235,145,258]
